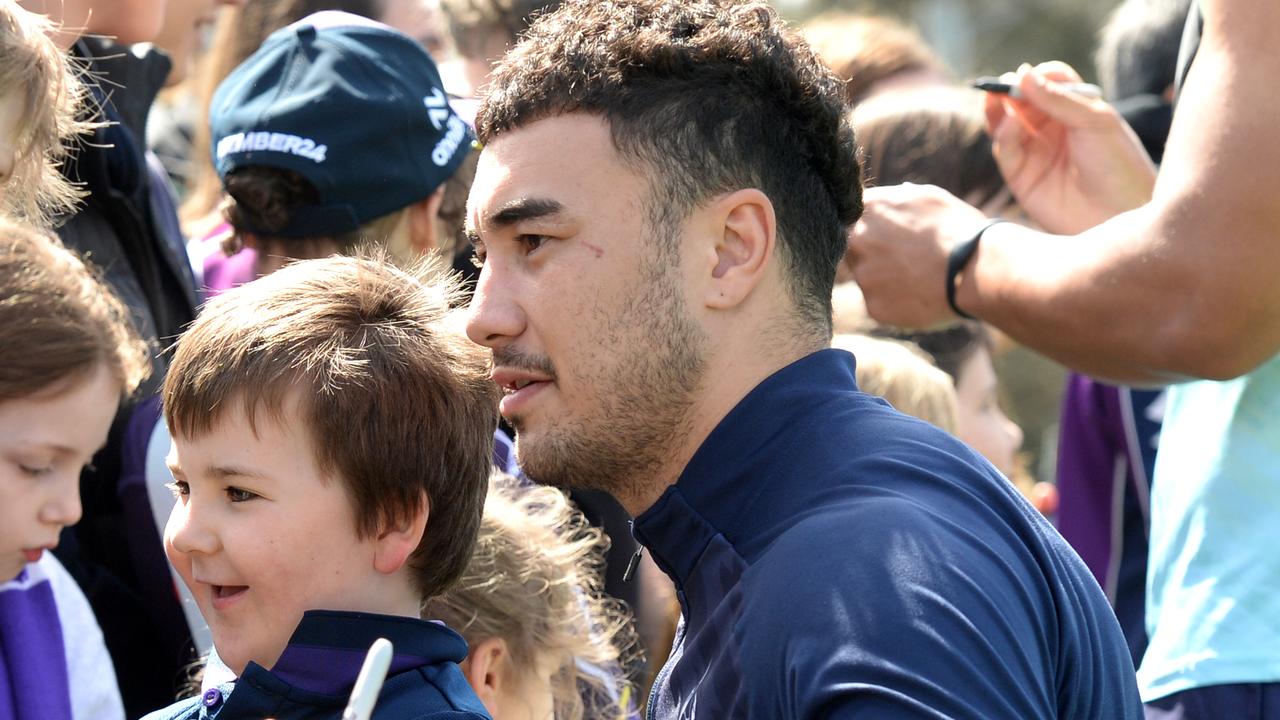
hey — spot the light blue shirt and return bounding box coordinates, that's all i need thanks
[1139,353,1280,701]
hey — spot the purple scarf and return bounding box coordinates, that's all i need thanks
[0,562,72,720]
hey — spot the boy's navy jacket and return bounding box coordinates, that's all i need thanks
[634,349,1143,719]
[142,611,491,720]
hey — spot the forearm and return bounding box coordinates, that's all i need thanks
[961,205,1279,384]
[961,0,1280,384]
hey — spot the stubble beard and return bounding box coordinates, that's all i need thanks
[514,234,708,509]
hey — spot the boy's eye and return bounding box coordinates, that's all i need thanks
[20,464,52,477]
[226,486,258,503]
[166,480,189,497]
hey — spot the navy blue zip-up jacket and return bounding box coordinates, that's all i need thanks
[142,611,491,719]
[633,350,1142,719]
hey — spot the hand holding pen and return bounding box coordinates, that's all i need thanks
[972,61,1156,235]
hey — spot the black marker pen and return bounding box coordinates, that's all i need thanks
[972,76,1103,100]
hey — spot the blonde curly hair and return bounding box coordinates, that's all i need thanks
[423,473,640,719]
[0,3,95,226]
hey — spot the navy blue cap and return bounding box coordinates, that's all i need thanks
[210,11,472,238]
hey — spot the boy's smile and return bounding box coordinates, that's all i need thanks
[164,390,410,675]
[210,584,249,610]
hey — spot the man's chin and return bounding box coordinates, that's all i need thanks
[512,438,569,489]
[516,446,630,501]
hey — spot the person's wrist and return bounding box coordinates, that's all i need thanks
[946,219,1005,320]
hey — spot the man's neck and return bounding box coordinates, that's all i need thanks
[617,332,824,516]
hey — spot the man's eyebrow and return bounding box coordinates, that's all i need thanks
[486,198,566,229]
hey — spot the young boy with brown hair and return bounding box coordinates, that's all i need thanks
[144,255,499,719]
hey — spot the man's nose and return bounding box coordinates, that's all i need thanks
[465,263,527,349]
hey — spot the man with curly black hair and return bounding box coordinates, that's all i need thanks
[464,1,1142,717]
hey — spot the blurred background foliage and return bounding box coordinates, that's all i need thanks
[777,0,1116,81]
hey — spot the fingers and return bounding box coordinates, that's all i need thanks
[847,184,984,328]
[983,89,1006,137]
[983,69,1022,135]
[982,71,1031,134]
[1016,67,1111,129]
[1031,60,1084,84]
[980,61,1102,133]
[989,114,1029,186]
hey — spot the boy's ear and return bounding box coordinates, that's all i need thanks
[702,188,776,311]
[459,637,509,713]
[373,492,429,575]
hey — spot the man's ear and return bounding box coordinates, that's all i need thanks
[373,492,429,575]
[408,188,446,256]
[459,636,510,714]
[703,188,776,310]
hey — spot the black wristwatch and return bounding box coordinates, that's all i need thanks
[946,219,1005,320]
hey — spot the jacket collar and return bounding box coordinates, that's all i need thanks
[238,610,468,697]
[632,349,860,590]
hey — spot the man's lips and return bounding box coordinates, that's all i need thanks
[491,367,554,392]
[491,367,553,417]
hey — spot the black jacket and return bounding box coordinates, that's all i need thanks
[53,37,200,719]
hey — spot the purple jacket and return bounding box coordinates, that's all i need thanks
[1056,373,1164,665]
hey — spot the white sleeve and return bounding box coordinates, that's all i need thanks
[42,554,126,720]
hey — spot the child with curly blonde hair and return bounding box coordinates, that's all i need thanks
[424,474,640,720]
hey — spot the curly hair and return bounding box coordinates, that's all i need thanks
[0,218,149,401]
[0,3,96,226]
[476,0,863,336]
[422,473,641,720]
